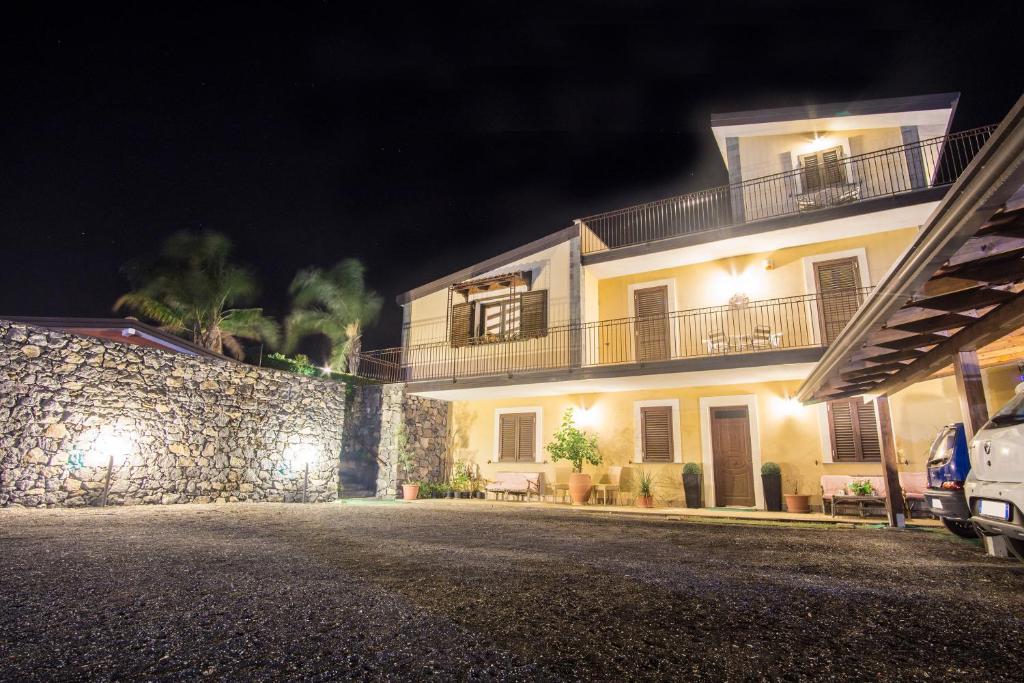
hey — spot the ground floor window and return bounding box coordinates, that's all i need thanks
[498,412,537,462]
[640,405,674,463]
[827,398,881,462]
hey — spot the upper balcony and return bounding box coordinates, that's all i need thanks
[578,126,994,257]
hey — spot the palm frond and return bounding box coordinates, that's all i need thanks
[221,307,281,348]
[113,292,186,330]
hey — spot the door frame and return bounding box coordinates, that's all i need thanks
[628,279,678,361]
[802,248,870,345]
[699,395,764,509]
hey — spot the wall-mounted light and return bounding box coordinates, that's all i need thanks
[804,133,836,154]
[573,406,599,429]
[762,258,774,271]
[284,443,318,503]
[775,395,804,417]
[75,427,134,507]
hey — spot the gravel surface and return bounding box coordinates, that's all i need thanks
[1,501,1021,681]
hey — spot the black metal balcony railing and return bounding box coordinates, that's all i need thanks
[356,289,871,384]
[579,126,995,255]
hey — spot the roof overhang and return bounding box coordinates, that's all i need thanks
[797,93,1024,404]
[710,92,960,165]
[395,225,577,305]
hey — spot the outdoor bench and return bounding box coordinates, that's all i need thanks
[485,472,543,502]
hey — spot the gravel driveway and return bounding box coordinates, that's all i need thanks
[1,502,1021,681]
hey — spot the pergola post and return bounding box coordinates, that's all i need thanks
[953,350,989,440]
[873,394,906,528]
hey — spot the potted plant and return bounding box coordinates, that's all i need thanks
[682,462,702,508]
[636,468,655,508]
[546,408,601,505]
[395,424,418,500]
[761,462,782,511]
[848,479,873,496]
[451,461,472,499]
[784,477,810,513]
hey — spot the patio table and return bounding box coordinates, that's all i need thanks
[830,494,886,517]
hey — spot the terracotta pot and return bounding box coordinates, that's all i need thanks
[568,472,592,505]
[636,495,654,508]
[784,493,810,513]
[401,484,420,501]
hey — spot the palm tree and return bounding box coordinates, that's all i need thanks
[285,259,382,374]
[114,231,280,359]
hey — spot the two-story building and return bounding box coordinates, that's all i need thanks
[360,92,1019,509]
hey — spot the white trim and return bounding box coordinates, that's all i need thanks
[628,278,678,315]
[817,404,835,464]
[789,138,852,194]
[632,399,682,464]
[699,395,764,509]
[492,407,544,463]
[803,247,871,346]
[802,247,871,294]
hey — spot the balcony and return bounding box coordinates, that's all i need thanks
[355,289,871,385]
[578,126,995,256]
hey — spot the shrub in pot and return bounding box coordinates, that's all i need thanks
[635,468,655,508]
[546,408,601,505]
[682,462,702,508]
[761,462,782,512]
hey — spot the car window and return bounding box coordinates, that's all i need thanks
[926,427,955,466]
[988,392,1024,427]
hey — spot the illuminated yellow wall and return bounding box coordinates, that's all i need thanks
[596,227,917,321]
[444,364,1020,510]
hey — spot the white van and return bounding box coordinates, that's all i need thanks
[965,385,1024,558]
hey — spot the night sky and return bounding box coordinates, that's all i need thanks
[2,2,1022,355]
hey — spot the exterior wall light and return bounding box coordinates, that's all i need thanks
[284,443,318,503]
[775,396,803,417]
[77,427,133,507]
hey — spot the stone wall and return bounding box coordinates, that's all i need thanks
[343,384,450,497]
[0,320,347,507]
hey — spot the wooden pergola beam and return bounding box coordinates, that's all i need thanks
[874,291,1024,396]
[953,350,990,440]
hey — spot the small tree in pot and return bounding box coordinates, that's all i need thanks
[546,408,601,505]
[395,425,419,501]
[761,462,782,511]
[682,462,702,508]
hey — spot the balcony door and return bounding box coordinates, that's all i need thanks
[814,257,864,344]
[633,285,670,362]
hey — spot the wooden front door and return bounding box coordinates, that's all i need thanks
[814,257,864,344]
[710,406,755,507]
[634,286,670,362]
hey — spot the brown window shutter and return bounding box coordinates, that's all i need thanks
[498,414,518,462]
[517,413,536,462]
[827,398,880,462]
[450,301,474,348]
[821,147,846,184]
[827,400,858,462]
[519,290,548,339]
[815,258,863,344]
[801,152,822,192]
[640,406,673,463]
[856,401,882,461]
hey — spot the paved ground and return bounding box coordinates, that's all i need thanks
[1,502,1021,682]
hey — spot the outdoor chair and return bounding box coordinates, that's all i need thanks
[547,480,569,503]
[592,466,622,505]
[704,329,730,354]
[748,324,782,350]
[486,472,543,502]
